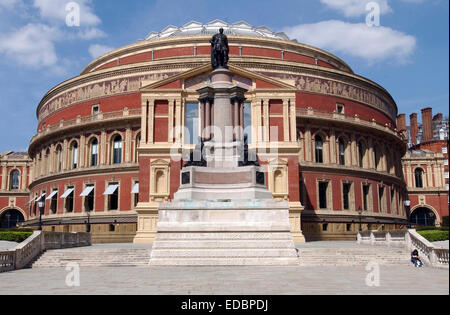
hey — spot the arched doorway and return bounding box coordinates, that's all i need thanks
[410,207,436,227]
[0,209,25,229]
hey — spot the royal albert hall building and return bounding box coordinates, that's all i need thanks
[18,21,411,242]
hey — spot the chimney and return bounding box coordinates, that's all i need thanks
[421,107,433,142]
[397,114,406,132]
[433,113,443,122]
[410,113,418,145]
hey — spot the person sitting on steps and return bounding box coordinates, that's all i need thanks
[411,249,423,268]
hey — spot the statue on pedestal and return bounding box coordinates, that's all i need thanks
[210,28,229,69]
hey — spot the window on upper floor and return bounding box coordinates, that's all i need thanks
[315,135,324,164]
[9,170,20,190]
[415,168,424,188]
[443,147,448,154]
[358,141,366,168]
[336,103,345,114]
[338,138,346,166]
[70,142,78,169]
[112,135,122,164]
[90,138,98,167]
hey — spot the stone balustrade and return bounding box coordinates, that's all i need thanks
[0,231,91,273]
[357,229,449,268]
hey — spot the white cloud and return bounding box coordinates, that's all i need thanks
[33,0,101,26]
[89,44,114,59]
[283,20,416,63]
[0,23,61,68]
[0,0,21,9]
[320,0,392,17]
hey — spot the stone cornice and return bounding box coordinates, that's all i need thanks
[81,35,353,75]
[29,112,140,157]
[28,164,139,190]
[299,162,405,186]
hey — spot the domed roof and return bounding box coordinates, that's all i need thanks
[145,20,291,41]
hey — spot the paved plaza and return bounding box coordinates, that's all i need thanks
[1,264,448,295]
[1,241,448,295]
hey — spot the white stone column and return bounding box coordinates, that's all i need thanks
[80,135,86,168]
[283,100,289,142]
[1,165,6,190]
[125,126,132,163]
[100,130,106,165]
[329,129,336,164]
[305,125,312,162]
[263,99,270,142]
[148,99,155,144]
[141,99,148,144]
[289,100,296,142]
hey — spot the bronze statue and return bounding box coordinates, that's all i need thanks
[210,28,229,69]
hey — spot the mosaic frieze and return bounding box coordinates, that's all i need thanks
[258,72,396,121]
[38,72,180,120]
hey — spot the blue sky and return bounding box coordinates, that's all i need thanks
[0,0,448,152]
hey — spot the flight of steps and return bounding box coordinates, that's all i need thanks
[31,244,152,268]
[297,244,411,266]
[30,242,411,268]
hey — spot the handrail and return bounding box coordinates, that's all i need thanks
[0,231,91,273]
[357,229,449,268]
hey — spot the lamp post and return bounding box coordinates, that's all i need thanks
[358,206,363,232]
[37,201,44,231]
[404,199,411,229]
[86,209,91,233]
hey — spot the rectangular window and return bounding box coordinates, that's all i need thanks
[185,102,199,145]
[378,186,384,212]
[443,147,448,154]
[319,182,328,209]
[336,103,344,114]
[363,185,370,211]
[343,183,351,210]
[444,160,448,166]
[50,189,58,214]
[65,187,74,213]
[299,179,305,206]
[132,181,139,208]
[92,105,99,119]
[107,183,119,211]
[390,188,396,212]
[82,185,95,212]
[445,172,449,179]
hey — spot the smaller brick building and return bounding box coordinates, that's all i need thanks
[401,107,449,226]
[0,151,32,228]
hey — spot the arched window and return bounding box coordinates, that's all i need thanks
[358,141,365,168]
[70,142,78,169]
[56,145,62,172]
[315,135,324,164]
[112,135,122,164]
[10,170,20,190]
[90,138,98,167]
[415,168,424,188]
[338,138,346,166]
[45,149,50,174]
[374,145,380,170]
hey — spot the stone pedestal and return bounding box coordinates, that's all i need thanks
[148,68,300,265]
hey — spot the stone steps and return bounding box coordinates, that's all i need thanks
[31,243,412,268]
[32,248,151,268]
